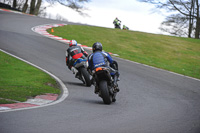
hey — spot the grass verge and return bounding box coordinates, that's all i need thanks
[0,51,60,104]
[47,25,200,79]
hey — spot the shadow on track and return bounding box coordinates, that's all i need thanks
[64,81,89,88]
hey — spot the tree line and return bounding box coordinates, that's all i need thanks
[1,0,199,39]
[138,0,200,39]
[1,0,90,16]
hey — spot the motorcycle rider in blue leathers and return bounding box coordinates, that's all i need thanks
[88,42,120,93]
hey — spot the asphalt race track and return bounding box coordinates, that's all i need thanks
[0,11,200,133]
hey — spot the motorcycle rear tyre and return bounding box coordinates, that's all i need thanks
[99,80,112,104]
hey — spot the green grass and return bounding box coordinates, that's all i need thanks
[0,51,60,104]
[0,99,16,104]
[47,25,200,79]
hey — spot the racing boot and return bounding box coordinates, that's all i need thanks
[113,83,120,92]
[71,67,76,74]
[75,72,79,78]
[75,72,81,79]
[112,96,116,102]
[90,77,95,85]
[117,77,120,81]
[113,75,120,92]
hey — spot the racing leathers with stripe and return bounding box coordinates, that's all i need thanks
[88,51,119,86]
[66,45,88,69]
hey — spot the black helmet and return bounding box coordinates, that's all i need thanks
[92,42,102,52]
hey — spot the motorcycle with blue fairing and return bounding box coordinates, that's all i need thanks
[71,58,91,86]
[92,62,119,104]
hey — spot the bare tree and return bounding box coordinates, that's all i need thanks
[138,0,200,39]
[1,0,12,5]
[195,0,200,39]
[159,14,190,37]
[2,0,91,17]
[12,0,17,8]
[46,0,90,15]
[188,0,195,37]
[22,0,28,13]
[34,0,42,15]
[29,0,36,14]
